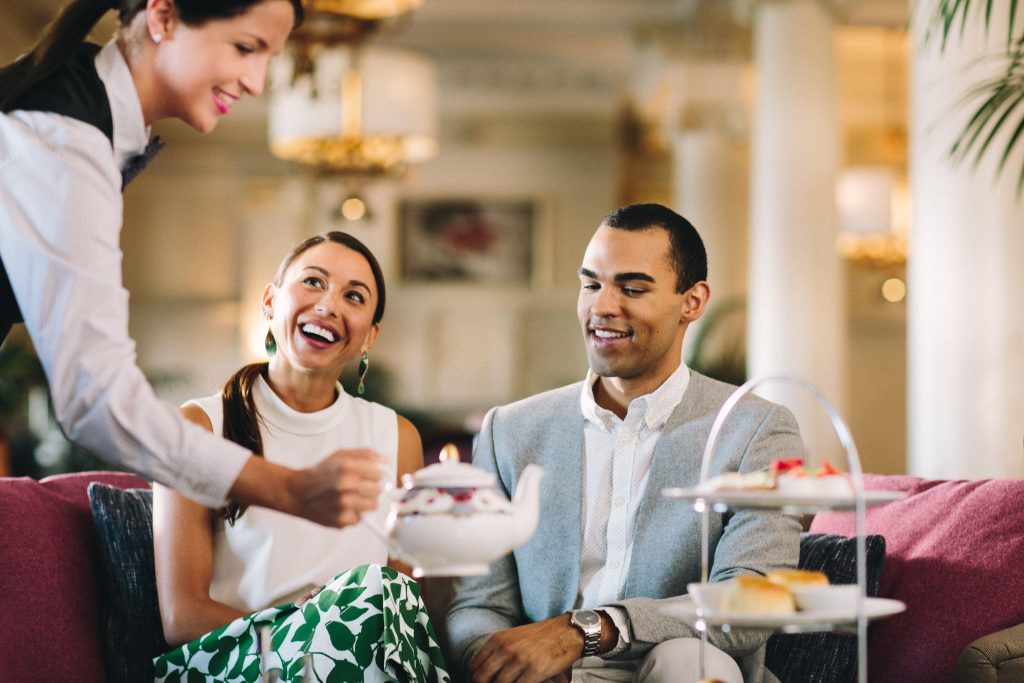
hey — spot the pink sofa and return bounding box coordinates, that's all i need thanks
[812,474,1024,683]
[0,471,148,682]
[3,471,1022,683]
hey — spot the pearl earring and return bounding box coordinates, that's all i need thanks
[152,33,162,44]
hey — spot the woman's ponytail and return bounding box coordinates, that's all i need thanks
[219,361,270,525]
[0,0,115,111]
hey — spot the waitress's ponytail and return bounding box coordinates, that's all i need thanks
[0,0,119,111]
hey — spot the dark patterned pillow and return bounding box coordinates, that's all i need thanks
[764,533,887,683]
[87,483,169,683]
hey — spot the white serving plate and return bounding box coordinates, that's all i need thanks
[687,581,860,615]
[665,590,905,630]
[661,488,905,513]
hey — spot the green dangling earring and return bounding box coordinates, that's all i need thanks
[265,329,276,356]
[357,351,369,395]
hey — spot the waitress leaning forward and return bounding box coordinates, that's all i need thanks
[0,0,384,526]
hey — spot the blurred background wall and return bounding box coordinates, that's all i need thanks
[0,0,967,478]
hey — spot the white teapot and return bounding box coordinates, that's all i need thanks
[368,444,545,577]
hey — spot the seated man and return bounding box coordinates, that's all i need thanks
[447,203,805,683]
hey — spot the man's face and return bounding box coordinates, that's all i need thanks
[577,225,689,383]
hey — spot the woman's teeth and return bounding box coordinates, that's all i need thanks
[301,323,336,342]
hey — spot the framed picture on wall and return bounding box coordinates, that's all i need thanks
[398,198,537,285]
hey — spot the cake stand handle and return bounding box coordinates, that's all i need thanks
[695,374,868,683]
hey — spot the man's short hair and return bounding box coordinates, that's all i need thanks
[602,203,708,293]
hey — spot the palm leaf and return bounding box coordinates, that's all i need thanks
[950,73,1019,161]
[927,0,1024,195]
[1010,0,1021,45]
[952,45,1024,192]
[951,60,1024,156]
[995,102,1024,193]
[927,0,1014,47]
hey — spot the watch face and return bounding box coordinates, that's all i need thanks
[573,610,601,628]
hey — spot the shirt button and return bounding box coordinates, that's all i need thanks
[614,496,625,508]
[610,559,621,569]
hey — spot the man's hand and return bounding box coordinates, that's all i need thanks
[468,614,581,683]
[289,449,385,527]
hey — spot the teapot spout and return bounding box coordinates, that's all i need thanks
[509,464,546,548]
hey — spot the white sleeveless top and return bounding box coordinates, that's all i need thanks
[189,375,397,612]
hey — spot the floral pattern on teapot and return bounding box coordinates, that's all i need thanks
[397,486,514,516]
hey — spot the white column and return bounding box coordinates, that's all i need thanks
[674,129,749,304]
[748,0,847,461]
[908,7,1024,478]
[674,128,750,365]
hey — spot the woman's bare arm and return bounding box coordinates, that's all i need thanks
[387,414,424,578]
[152,404,248,646]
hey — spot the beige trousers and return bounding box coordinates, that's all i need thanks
[572,638,743,683]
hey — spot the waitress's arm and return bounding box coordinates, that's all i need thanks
[0,113,380,526]
[0,113,250,506]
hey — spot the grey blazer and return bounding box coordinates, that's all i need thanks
[446,371,805,683]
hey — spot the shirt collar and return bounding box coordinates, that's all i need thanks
[94,40,150,170]
[580,360,691,432]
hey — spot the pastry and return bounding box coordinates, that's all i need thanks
[721,575,796,615]
[775,460,853,496]
[695,470,775,492]
[766,569,830,589]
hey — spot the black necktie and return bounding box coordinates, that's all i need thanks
[120,135,165,191]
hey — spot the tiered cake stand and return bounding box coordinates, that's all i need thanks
[662,375,906,683]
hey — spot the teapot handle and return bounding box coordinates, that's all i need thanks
[360,483,426,573]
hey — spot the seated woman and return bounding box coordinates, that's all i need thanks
[152,231,449,682]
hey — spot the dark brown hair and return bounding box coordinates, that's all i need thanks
[0,0,304,111]
[603,203,708,293]
[219,232,385,524]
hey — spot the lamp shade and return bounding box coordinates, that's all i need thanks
[309,0,423,20]
[268,44,439,174]
[837,166,893,236]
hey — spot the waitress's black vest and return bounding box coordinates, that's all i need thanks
[0,43,114,343]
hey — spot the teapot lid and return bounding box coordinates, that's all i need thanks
[409,443,496,488]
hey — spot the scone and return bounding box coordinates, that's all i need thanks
[721,575,796,615]
[766,569,830,589]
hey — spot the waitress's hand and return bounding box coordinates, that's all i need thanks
[291,449,385,527]
[228,449,385,528]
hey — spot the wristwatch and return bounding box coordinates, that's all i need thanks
[569,609,602,657]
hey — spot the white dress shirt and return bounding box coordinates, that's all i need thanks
[0,41,250,506]
[577,361,691,654]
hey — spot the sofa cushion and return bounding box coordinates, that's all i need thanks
[0,471,147,682]
[811,475,1024,683]
[764,533,886,683]
[88,483,168,683]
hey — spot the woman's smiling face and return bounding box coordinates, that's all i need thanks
[264,241,380,377]
[150,0,295,132]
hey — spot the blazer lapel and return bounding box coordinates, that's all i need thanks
[515,389,586,616]
[548,411,585,611]
[624,375,711,596]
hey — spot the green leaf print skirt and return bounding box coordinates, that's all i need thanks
[154,564,450,683]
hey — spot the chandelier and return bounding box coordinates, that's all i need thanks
[267,0,438,179]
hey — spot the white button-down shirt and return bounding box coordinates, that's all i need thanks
[0,42,250,506]
[577,361,691,651]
